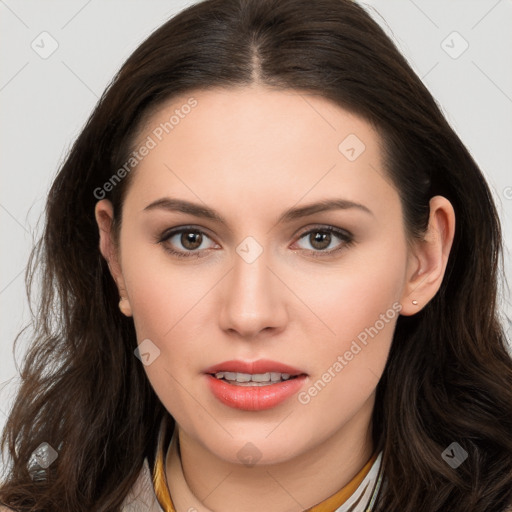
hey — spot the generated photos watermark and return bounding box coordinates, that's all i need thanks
[93,97,198,200]
[298,301,402,405]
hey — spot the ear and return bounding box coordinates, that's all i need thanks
[399,195,456,316]
[94,199,132,317]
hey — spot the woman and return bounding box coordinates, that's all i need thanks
[1,0,511,510]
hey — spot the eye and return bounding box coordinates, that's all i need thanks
[155,225,354,259]
[292,225,354,257]
[156,227,218,258]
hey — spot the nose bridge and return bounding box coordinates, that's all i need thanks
[219,239,287,337]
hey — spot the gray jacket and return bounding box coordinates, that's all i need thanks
[121,458,165,512]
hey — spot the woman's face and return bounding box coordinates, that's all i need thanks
[98,85,423,465]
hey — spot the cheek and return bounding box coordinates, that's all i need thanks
[119,238,220,401]
[296,284,399,438]
[295,236,406,404]
[120,234,206,340]
[301,234,406,344]
[120,242,203,416]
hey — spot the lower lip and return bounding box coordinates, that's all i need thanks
[206,374,307,411]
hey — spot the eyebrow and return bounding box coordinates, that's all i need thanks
[143,197,374,224]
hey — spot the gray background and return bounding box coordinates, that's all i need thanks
[1,0,511,437]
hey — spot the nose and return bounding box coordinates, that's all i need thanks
[218,248,288,340]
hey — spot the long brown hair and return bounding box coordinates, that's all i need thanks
[1,0,511,510]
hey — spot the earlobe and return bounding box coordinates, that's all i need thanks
[118,296,133,317]
[94,200,133,317]
[400,195,455,316]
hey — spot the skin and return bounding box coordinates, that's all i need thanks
[95,85,455,512]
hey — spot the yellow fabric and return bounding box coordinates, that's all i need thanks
[303,452,378,512]
[152,424,377,512]
[152,423,177,512]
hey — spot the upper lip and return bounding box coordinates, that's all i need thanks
[204,359,307,376]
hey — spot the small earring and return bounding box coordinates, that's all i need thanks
[119,296,132,316]
[412,299,419,305]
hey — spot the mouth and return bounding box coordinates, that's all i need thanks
[203,359,308,411]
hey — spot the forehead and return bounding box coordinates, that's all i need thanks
[135,85,380,159]
[125,86,398,221]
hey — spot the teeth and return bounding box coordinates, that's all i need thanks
[252,373,270,382]
[235,373,252,383]
[214,371,294,383]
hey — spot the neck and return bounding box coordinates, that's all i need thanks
[166,395,375,512]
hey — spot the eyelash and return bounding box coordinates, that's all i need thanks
[155,225,354,259]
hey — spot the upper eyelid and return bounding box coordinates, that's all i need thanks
[295,224,352,237]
